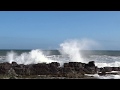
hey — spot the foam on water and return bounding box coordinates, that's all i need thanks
[95,61,120,67]
[5,50,57,65]
[2,38,120,69]
[1,39,120,79]
[85,74,120,79]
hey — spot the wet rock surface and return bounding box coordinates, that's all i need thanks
[0,61,119,79]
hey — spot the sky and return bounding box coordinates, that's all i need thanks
[0,11,120,50]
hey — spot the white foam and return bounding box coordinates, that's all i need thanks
[59,39,98,63]
[3,39,99,66]
[85,74,120,79]
[95,61,120,67]
[5,49,57,65]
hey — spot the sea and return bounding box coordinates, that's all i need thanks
[0,49,120,79]
[0,49,120,67]
[0,39,120,79]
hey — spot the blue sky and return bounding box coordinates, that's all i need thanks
[0,11,120,50]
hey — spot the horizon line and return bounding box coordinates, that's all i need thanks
[0,49,120,51]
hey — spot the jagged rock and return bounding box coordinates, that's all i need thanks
[85,61,95,68]
[31,63,50,75]
[0,62,11,70]
[63,67,74,74]
[0,62,12,74]
[0,61,120,78]
[84,61,97,74]
[64,72,84,78]
[49,62,60,67]
[68,62,83,68]
[64,62,83,68]
[83,68,91,74]
[12,64,26,75]
[88,61,95,67]
[7,68,18,76]
[81,63,86,67]
[103,67,112,72]
[98,68,106,75]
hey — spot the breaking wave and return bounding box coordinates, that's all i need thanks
[4,38,98,66]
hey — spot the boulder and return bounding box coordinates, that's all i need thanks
[84,61,96,74]
[0,62,12,74]
[11,62,18,67]
[88,61,95,67]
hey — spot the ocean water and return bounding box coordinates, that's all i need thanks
[0,39,120,79]
[0,49,120,67]
[0,49,120,79]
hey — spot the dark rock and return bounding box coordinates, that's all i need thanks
[103,67,112,72]
[64,63,69,67]
[81,63,86,67]
[1,62,11,70]
[11,62,18,67]
[64,72,84,78]
[7,68,18,77]
[84,61,95,68]
[68,62,83,68]
[112,67,119,71]
[83,68,91,74]
[84,61,97,74]
[2,61,120,78]
[88,61,95,67]
[0,62,12,74]
[99,68,103,72]
[62,67,74,74]
[49,62,60,67]
[31,63,50,75]
[98,68,106,76]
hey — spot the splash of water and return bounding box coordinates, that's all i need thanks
[5,38,99,65]
[5,49,56,65]
[59,38,99,63]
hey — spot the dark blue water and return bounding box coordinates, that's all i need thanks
[0,49,120,56]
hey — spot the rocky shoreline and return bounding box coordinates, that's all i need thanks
[0,61,119,79]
